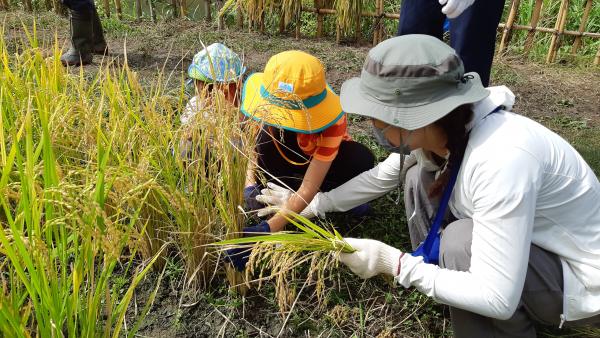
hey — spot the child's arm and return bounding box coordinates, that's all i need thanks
[266,158,332,232]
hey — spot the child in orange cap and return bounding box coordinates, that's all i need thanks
[229,51,375,270]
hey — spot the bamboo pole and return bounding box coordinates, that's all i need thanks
[103,0,111,18]
[259,11,265,33]
[571,0,593,55]
[373,0,382,45]
[316,0,324,39]
[181,0,188,18]
[354,12,361,43]
[136,0,143,20]
[336,23,341,44]
[301,6,600,37]
[114,0,123,19]
[546,0,569,63]
[170,0,178,17]
[300,5,600,34]
[295,6,301,39]
[372,0,378,44]
[301,6,398,19]
[498,0,521,55]
[216,0,224,29]
[279,8,286,34]
[205,0,211,21]
[288,6,600,57]
[498,23,600,39]
[523,0,543,55]
[378,0,385,43]
[236,5,244,29]
[149,0,156,22]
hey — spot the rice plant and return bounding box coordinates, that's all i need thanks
[0,23,167,336]
[0,19,257,333]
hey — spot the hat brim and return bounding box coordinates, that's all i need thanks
[241,73,344,134]
[187,64,247,83]
[340,72,489,130]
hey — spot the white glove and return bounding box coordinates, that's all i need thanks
[254,182,317,218]
[339,238,403,279]
[439,0,475,19]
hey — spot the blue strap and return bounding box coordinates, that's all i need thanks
[411,164,460,264]
[412,106,502,265]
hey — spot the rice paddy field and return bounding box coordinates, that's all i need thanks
[0,8,599,338]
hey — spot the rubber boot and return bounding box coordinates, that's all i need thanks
[60,9,93,66]
[91,7,108,55]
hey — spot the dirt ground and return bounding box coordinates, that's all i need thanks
[3,11,600,337]
[7,15,597,125]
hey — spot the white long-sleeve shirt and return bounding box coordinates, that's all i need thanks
[310,86,600,322]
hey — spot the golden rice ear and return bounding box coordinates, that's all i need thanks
[212,212,354,314]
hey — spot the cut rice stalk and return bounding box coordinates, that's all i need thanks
[212,211,355,253]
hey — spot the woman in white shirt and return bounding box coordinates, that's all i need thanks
[257,35,600,336]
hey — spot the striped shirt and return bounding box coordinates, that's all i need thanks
[297,115,351,162]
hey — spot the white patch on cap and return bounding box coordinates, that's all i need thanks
[278,81,294,93]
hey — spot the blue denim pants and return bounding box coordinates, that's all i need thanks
[397,0,505,87]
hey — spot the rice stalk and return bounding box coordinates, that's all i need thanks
[334,0,365,33]
[213,212,353,313]
[214,211,355,253]
[0,22,175,335]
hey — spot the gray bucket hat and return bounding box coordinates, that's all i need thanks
[340,34,489,130]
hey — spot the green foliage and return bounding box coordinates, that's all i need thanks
[0,22,165,336]
[101,16,142,37]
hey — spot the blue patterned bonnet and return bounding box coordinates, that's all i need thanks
[187,43,246,83]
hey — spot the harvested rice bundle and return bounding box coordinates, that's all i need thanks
[213,211,354,254]
[214,212,354,312]
[221,0,301,27]
[335,0,364,33]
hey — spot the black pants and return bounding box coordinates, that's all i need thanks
[256,128,375,192]
[62,0,94,11]
[397,0,505,87]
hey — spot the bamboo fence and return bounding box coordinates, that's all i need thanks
[2,0,599,65]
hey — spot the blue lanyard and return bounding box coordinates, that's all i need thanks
[411,106,502,264]
[410,163,460,264]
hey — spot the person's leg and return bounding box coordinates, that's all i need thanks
[61,0,95,66]
[439,219,571,337]
[397,0,445,39]
[91,4,108,55]
[403,164,439,250]
[449,0,505,87]
[319,141,375,191]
